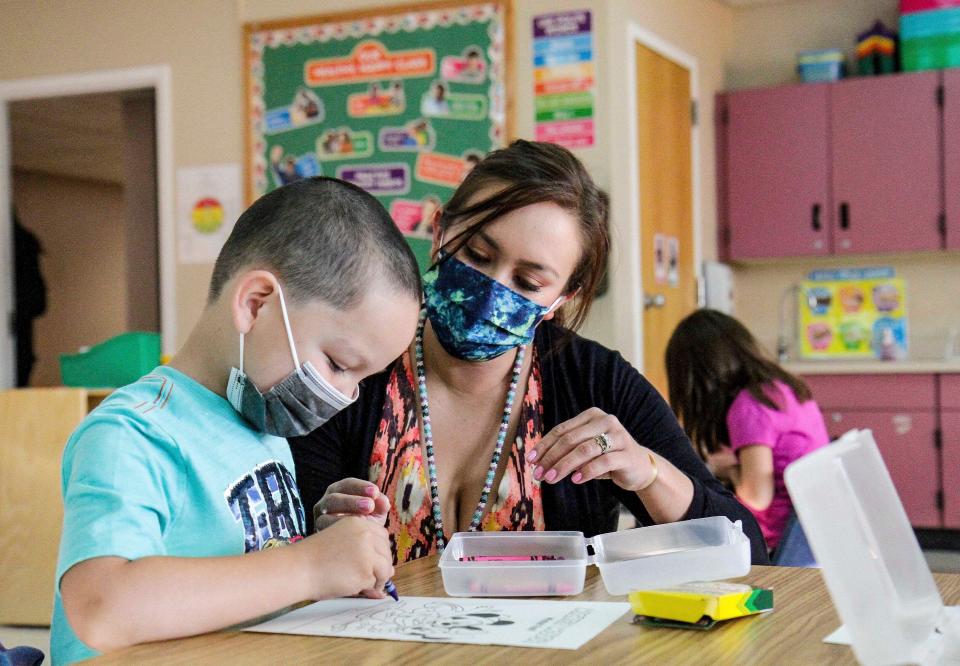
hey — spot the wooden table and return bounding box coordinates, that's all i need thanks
[91,557,960,665]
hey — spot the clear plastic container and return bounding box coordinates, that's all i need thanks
[439,516,751,597]
[785,429,947,666]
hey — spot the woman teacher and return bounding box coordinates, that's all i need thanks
[290,140,767,563]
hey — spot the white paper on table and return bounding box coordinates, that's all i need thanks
[823,625,850,645]
[244,596,631,650]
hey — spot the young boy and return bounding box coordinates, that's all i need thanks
[52,177,423,664]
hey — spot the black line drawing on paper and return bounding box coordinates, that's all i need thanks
[331,600,515,641]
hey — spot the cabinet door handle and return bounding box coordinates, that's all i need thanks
[811,203,822,232]
[839,202,850,230]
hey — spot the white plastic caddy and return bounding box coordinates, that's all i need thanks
[785,429,960,665]
[439,515,751,597]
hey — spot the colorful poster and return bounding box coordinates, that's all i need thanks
[245,4,508,271]
[798,267,909,360]
[176,164,243,264]
[532,10,595,149]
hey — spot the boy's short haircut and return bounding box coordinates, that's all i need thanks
[209,177,421,308]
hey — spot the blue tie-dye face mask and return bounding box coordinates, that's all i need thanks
[423,252,563,361]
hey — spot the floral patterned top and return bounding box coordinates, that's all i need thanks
[369,349,545,564]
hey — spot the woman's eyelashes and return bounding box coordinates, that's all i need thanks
[463,245,544,293]
[515,276,542,293]
[326,355,347,374]
[463,245,490,265]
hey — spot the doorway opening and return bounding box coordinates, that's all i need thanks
[0,66,175,389]
[10,90,159,386]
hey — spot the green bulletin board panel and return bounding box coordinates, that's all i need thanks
[244,1,511,270]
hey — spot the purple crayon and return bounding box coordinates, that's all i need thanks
[384,579,399,601]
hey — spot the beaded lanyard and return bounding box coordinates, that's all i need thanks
[415,310,525,552]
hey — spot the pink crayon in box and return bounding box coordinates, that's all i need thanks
[438,517,751,598]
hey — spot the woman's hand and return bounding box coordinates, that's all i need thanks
[526,407,656,492]
[313,478,390,531]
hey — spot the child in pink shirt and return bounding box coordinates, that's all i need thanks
[666,310,829,553]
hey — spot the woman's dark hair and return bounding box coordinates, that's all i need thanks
[437,139,609,332]
[665,309,812,459]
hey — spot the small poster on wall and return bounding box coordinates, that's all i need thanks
[176,163,242,264]
[532,10,595,149]
[798,267,908,360]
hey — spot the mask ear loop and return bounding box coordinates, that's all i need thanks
[274,281,303,375]
[238,332,245,374]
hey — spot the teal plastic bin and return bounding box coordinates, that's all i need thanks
[797,49,846,82]
[60,332,162,388]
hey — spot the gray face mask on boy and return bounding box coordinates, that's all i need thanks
[226,281,357,437]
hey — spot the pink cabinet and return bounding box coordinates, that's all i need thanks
[943,411,960,529]
[821,408,940,528]
[942,375,960,529]
[803,373,941,528]
[940,374,960,410]
[946,69,960,251]
[831,72,942,255]
[804,373,936,411]
[720,71,947,260]
[720,84,831,259]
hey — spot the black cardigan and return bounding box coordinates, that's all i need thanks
[290,322,769,564]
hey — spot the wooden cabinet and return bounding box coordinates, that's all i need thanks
[0,388,108,625]
[720,84,831,259]
[946,69,960,251]
[719,71,947,260]
[941,374,960,529]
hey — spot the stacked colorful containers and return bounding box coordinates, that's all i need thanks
[900,0,960,70]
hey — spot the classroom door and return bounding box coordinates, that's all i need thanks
[635,42,697,398]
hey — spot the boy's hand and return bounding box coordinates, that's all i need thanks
[705,446,739,481]
[297,516,394,600]
[313,478,390,531]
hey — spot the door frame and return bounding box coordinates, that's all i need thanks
[0,65,176,388]
[623,24,702,372]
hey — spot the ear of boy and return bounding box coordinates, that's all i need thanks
[227,270,300,392]
[230,270,278,336]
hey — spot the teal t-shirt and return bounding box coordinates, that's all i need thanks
[51,366,305,665]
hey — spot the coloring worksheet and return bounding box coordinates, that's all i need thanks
[244,597,630,650]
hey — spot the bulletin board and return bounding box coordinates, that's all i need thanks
[243,1,512,269]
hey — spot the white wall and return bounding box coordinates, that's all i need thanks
[726,0,899,90]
